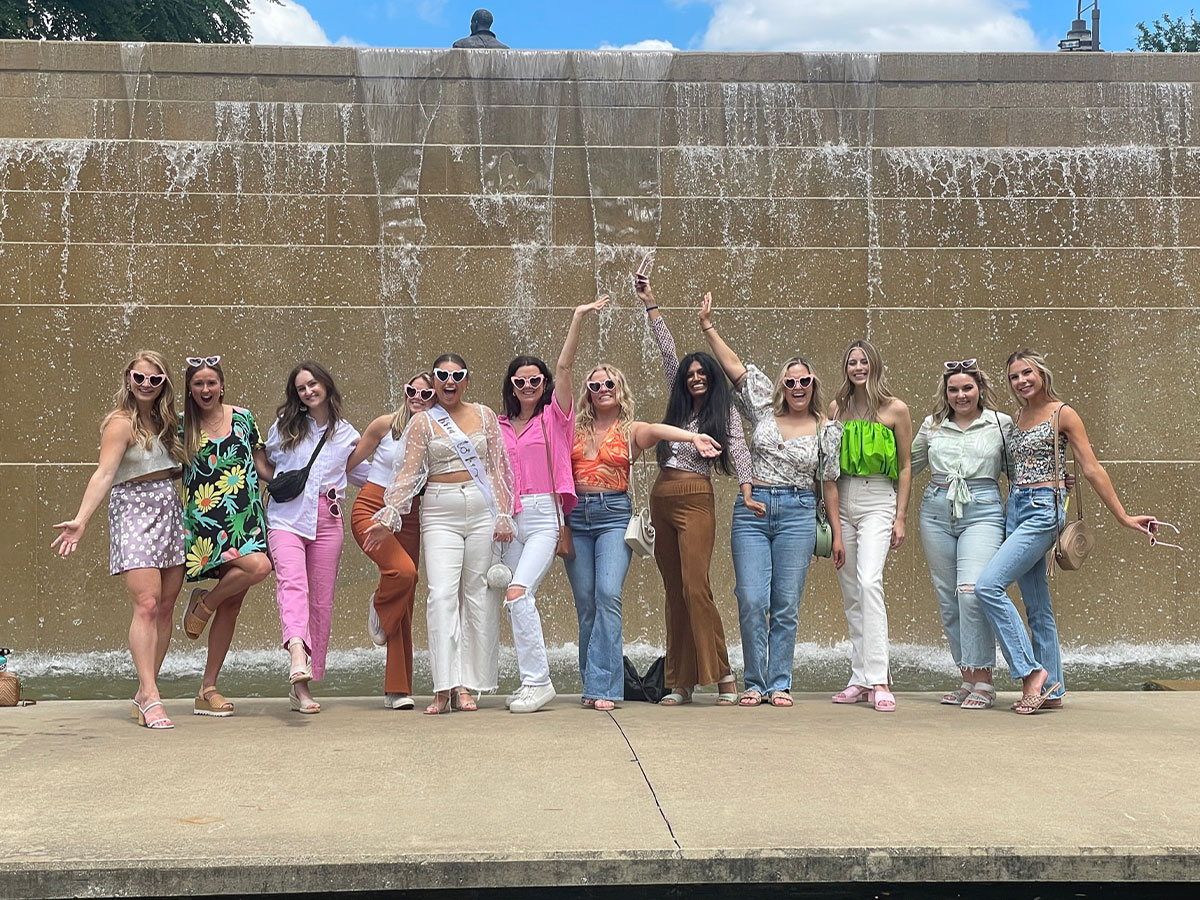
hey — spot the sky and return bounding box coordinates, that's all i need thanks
[245,1,1157,53]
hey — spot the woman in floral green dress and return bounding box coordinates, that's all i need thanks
[178,357,273,717]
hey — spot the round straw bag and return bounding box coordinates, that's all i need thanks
[0,671,22,707]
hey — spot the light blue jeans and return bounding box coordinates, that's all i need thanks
[730,486,817,694]
[918,479,1004,671]
[563,491,633,702]
[975,486,1066,699]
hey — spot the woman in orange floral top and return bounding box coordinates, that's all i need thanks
[566,362,722,710]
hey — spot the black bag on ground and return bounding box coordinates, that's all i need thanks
[266,427,330,503]
[623,655,667,703]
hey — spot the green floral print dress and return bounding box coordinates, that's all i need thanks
[181,407,269,580]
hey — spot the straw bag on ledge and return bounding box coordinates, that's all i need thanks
[0,649,35,707]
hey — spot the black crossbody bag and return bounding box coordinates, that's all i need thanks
[267,427,330,503]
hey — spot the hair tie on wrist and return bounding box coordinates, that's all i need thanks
[645,305,659,312]
[702,325,715,332]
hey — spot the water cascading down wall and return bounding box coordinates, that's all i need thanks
[1,42,1195,677]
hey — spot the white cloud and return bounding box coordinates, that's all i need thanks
[700,0,1039,52]
[598,39,681,52]
[248,0,330,45]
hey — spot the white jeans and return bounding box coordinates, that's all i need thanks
[499,493,558,687]
[835,475,896,686]
[420,481,499,692]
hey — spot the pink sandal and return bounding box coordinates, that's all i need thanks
[831,685,871,704]
[872,688,896,712]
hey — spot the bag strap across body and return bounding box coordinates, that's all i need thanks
[301,425,330,476]
[1052,404,1085,546]
[540,415,564,527]
[430,404,499,518]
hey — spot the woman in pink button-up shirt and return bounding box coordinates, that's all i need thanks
[496,296,609,714]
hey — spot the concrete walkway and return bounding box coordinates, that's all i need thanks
[2,692,1198,898]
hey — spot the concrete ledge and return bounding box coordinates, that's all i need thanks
[4,848,1200,899]
[2,693,1199,898]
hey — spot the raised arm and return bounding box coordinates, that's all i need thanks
[634,257,679,388]
[698,293,748,389]
[556,295,609,411]
[51,415,133,555]
[1060,405,1154,535]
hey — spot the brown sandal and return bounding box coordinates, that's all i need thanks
[194,686,234,717]
[1014,682,1061,715]
[183,589,215,640]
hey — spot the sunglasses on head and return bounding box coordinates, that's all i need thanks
[433,368,468,383]
[405,384,435,401]
[587,379,617,393]
[784,375,815,389]
[944,359,978,373]
[130,371,166,387]
[511,374,545,390]
[186,355,221,368]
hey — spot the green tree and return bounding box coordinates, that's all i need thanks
[0,0,266,43]
[1134,10,1200,51]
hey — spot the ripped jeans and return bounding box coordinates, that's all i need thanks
[918,479,1004,671]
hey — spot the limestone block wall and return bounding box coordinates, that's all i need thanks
[0,42,1194,656]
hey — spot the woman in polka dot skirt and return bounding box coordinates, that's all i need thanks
[53,350,188,730]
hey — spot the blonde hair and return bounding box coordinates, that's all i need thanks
[575,363,635,441]
[772,357,826,427]
[106,350,185,463]
[834,338,895,421]
[1005,348,1061,407]
[390,372,433,439]
[929,365,999,426]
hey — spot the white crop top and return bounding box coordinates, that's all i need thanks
[427,431,489,477]
[113,437,179,485]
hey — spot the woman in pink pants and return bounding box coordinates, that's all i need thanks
[264,361,368,714]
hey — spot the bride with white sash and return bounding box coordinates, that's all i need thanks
[367,353,516,715]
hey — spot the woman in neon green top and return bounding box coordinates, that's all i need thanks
[828,339,911,713]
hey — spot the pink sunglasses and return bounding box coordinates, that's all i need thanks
[1149,520,1184,551]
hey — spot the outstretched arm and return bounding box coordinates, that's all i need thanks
[698,293,748,389]
[555,295,609,412]
[629,421,721,459]
[1060,405,1154,535]
[52,415,132,556]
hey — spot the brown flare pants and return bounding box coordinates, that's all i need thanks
[650,474,732,690]
[350,482,420,695]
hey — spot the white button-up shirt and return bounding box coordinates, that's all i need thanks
[911,409,1014,517]
[265,418,369,540]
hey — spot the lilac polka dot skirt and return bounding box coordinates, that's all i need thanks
[108,477,185,575]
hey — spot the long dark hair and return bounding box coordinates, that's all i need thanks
[657,351,732,475]
[502,355,554,419]
[275,360,343,451]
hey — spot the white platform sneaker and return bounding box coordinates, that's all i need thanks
[509,682,556,714]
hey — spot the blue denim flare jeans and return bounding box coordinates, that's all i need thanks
[563,491,633,702]
[975,486,1067,699]
[730,486,817,695]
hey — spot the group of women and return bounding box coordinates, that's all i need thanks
[51,269,1159,729]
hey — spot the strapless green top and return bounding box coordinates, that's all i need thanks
[839,420,899,480]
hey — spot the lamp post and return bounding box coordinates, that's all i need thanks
[1059,1,1101,51]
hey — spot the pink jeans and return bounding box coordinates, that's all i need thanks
[268,501,344,681]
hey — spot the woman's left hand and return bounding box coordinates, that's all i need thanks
[890,519,906,549]
[363,522,392,553]
[493,522,515,543]
[691,433,722,458]
[1125,514,1156,535]
[744,496,767,518]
